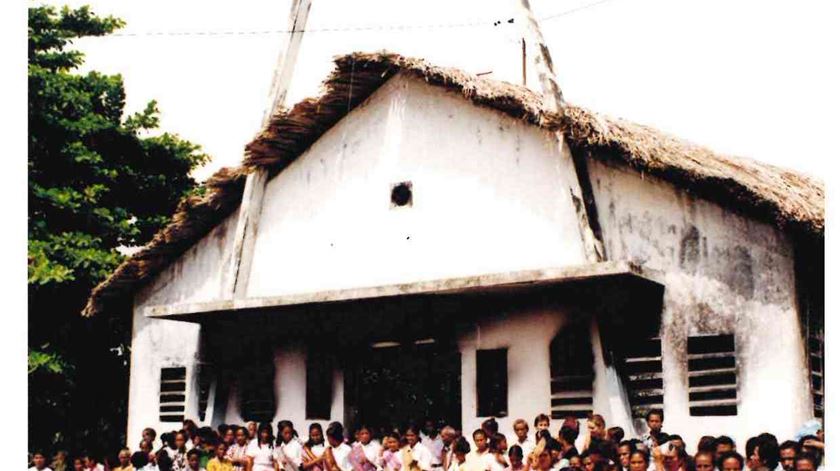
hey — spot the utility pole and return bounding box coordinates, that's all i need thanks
[225,0,313,299]
[514,0,605,263]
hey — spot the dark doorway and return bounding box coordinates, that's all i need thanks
[344,339,461,436]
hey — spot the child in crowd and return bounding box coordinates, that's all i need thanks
[402,424,434,471]
[324,422,353,471]
[30,451,53,471]
[246,422,277,471]
[207,442,233,471]
[227,426,250,471]
[303,423,328,471]
[113,448,134,471]
[350,424,381,471]
[186,449,205,471]
[504,446,524,471]
[276,421,304,471]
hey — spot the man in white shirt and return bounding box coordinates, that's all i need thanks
[421,420,446,470]
[326,422,354,471]
[511,420,535,460]
[29,451,53,471]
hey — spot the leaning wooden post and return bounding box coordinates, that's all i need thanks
[514,0,606,263]
[225,0,313,299]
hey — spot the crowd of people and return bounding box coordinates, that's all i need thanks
[29,410,825,471]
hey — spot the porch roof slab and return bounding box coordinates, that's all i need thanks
[145,261,662,320]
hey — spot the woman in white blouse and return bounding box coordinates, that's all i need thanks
[324,422,354,471]
[247,423,279,471]
[276,421,304,471]
[350,424,382,471]
[303,423,328,471]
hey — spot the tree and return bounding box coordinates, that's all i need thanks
[28,4,208,456]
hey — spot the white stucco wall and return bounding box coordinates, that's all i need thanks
[245,73,587,298]
[588,159,811,451]
[458,304,567,438]
[127,209,241,446]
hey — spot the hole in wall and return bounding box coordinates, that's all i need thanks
[391,181,413,208]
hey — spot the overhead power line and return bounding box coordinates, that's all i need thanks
[106,0,616,38]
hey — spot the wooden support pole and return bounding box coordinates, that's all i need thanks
[514,0,606,263]
[225,0,313,299]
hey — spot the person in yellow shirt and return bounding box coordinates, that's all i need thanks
[208,442,235,471]
[113,448,134,471]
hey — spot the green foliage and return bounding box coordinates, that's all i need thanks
[28,4,208,457]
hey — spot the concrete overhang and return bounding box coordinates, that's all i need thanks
[144,261,663,321]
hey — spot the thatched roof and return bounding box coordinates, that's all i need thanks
[81,51,824,317]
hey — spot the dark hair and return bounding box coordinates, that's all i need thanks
[630,449,649,464]
[797,436,823,466]
[607,427,624,443]
[453,437,471,455]
[717,451,744,471]
[745,436,759,460]
[306,423,325,448]
[645,409,664,422]
[472,429,487,439]
[218,424,230,436]
[697,436,716,453]
[693,451,715,466]
[156,452,173,471]
[130,451,149,468]
[534,414,550,426]
[257,422,275,446]
[490,433,507,452]
[546,438,562,452]
[536,429,552,443]
[715,436,735,448]
[404,423,421,436]
[564,447,579,459]
[779,440,800,453]
[277,420,298,444]
[508,445,523,460]
[559,426,578,444]
[161,432,174,448]
[326,422,345,442]
[756,434,780,469]
[183,420,198,435]
[187,449,201,460]
[143,427,158,439]
[482,418,499,435]
[795,452,818,469]
[174,431,189,450]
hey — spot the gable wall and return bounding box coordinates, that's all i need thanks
[245,74,588,298]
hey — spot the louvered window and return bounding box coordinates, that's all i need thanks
[550,323,594,419]
[808,327,824,418]
[687,334,738,416]
[160,367,187,422]
[619,337,664,418]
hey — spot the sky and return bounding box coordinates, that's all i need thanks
[47,0,839,181]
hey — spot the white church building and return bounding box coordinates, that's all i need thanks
[83,53,824,451]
